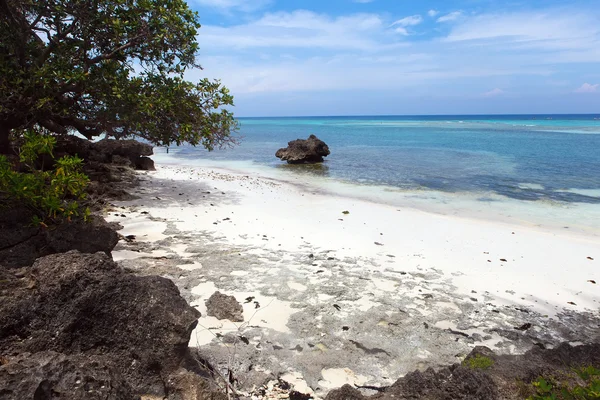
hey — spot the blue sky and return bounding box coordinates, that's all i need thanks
[185,0,600,116]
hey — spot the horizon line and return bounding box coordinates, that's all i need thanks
[235,113,600,119]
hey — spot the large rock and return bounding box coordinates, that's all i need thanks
[206,291,244,322]
[276,134,330,164]
[0,351,137,400]
[0,251,201,394]
[325,344,600,400]
[0,210,118,269]
[54,135,154,171]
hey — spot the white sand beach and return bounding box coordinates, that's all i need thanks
[105,160,600,398]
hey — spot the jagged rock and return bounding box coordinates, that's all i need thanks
[164,369,228,400]
[0,211,118,269]
[325,384,365,400]
[92,139,153,165]
[276,134,330,164]
[326,344,600,400]
[0,351,137,400]
[54,135,154,171]
[206,291,244,322]
[0,251,201,395]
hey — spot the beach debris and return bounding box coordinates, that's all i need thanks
[254,301,260,309]
[308,253,314,258]
[275,134,330,163]
[587,256,594,260]
[387,254,395,258]
[500,258,508,262]
[333,304,341,311]
[342,326,350,331]
[374,242,384,246]
[244,296,255,304]
[567,301,577,306]
[238,336,250,345]
[342,210,350,215]
[515,323,532,331]
[588,280,596,284]
[205,291,244,322]
[350,340,391,356]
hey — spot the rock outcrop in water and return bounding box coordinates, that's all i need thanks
[276,134,330,164]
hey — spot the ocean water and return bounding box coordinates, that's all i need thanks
[157,115,600,233]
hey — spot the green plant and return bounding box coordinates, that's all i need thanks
[0,0,238,154]
[463,354,494,370]
[0,131,90,223]
[528,366,600,400]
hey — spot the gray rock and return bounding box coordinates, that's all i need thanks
[275,134,330,164]
[136,156,156,171]
[0,351,137,400]
[0,212,118,269]
[206,291,244,322]
[0,251,201,395]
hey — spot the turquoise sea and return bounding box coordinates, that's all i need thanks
[157,115,600,233]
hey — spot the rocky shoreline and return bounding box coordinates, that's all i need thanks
[1,141,599,399]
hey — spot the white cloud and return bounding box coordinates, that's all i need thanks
[391,15,423,27]
[198,10,400,51]
[428,10,439,17]
[575,83,599,93]
[483,88,504,97]
[437,11,463,23]
[190,7,599,103]
[444,11,600,52]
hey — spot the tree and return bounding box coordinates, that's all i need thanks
[0,0,238,154]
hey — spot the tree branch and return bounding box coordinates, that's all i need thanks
[86,32,147,65]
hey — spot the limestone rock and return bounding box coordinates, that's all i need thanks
[276,134,330,164]
[0,251,201,394]
[0,211,118,269]
[0,351,137,400]
[205,291,244,322]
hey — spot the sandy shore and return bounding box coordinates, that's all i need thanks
[105,162,600,398]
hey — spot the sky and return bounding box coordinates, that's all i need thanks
[185,0,600,116]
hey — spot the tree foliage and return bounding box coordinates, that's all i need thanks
[0,0,238,153]
[0,130,90,223]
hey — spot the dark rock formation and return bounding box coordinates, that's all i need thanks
[276,134,330,164]
[0,251,201,395]
[54,136,153,169]
[325,343,600,400]
[206,291,244,322]
[0,210,118,269]
[0,351,137,400]
[136,156,156,171]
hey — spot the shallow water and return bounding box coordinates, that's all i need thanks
[158,114,600,233]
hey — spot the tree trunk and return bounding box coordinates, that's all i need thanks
[0,125,11,155]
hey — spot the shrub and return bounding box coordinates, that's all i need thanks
[528,366,600,400]
[0,131,90,224]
